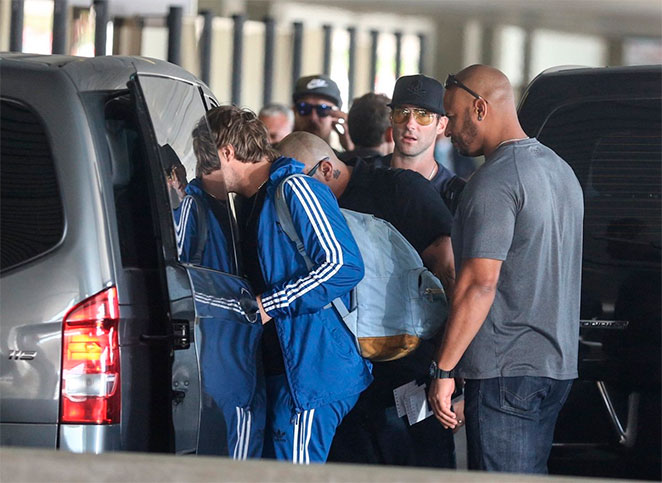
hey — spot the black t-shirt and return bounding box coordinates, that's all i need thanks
[338,158,453,403]
[339,157,452,252]
[374,153,464,215]
[241,185,286,376]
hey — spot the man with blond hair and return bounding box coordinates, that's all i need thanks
[201,106,371,464]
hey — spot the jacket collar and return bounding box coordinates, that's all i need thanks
[266,156,305,192]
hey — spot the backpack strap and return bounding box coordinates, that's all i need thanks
[274,174,351,319]
[183,193,208,265]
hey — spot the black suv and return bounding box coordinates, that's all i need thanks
[519,65,661,480]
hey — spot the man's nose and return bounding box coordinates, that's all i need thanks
[405,113,418,129]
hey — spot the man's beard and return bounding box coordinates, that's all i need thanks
[454,113,478,156]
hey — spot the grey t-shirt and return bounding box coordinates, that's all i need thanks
[452,138,584,380]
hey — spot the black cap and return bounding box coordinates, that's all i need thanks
[293,75,342,109]
[389,74,445,115]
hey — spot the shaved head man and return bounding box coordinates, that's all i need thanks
[428,65,584,474]
[279,131,458,469]
[442,65,524,157]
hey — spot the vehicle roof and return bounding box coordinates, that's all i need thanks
[519,64,662,136]
[0,53,209,94]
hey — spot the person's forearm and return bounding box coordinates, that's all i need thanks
[421,235,455,298]
[435,279,496,370]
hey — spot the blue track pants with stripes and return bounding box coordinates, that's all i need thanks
[262,374,358,463]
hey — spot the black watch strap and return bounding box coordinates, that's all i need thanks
[429,361,455,379]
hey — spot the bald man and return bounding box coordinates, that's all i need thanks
[277,131,457,469]
[427,65,584,474]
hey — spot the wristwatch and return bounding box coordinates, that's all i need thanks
[429,361,455,379]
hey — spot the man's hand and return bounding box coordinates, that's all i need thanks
[330,109,354,151]
[428,377,457,429]
[256,294,272,325]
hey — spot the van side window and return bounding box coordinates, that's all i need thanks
[0,99,65,271]
[135,75,241,276]
[539,99,661,323]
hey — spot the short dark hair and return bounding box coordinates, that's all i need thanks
[348,93,391,148]
[193,105,277,177]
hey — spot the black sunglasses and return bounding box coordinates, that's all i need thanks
[445,74,488,103]
[295,101,335,118]
[306,157,329,177]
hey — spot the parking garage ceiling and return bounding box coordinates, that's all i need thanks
[254,0,662,38]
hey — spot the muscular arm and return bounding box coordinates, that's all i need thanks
[427,257,502,428]
[421,235,455,298]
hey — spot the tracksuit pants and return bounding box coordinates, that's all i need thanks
[262,374,358,463]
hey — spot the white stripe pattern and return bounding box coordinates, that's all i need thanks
[174,196,194,257]
[291,409,315,464]
[194,292,246,316]
[233,407,252,460]
[262,177,344,311]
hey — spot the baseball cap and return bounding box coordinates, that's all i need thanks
[293,74,342,109]
[389,74,445,115]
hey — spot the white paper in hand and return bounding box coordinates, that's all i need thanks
[405,383,433,426]
[393,380,417,418]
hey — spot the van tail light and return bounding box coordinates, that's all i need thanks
[60,287,121,424]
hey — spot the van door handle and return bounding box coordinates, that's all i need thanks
[140,320,192,350]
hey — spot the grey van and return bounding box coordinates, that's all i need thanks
[0,54,259,455]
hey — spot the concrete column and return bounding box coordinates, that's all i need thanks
[480,23,496,67]
[93,0,108,56]
[606,36,624,66]
[10,0,23,52]
[52,0,68,54]
[167,6,183,65]
[522,28,533,89]
[431,16,466,83]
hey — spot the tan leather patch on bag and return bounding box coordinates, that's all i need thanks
[358,335,421,362]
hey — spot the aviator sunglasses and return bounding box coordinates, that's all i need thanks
[295,101,335,118]
[390,107,437,126]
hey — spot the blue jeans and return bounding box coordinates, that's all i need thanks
[465,376,573,474]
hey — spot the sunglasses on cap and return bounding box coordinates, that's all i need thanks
[390,107,438,126]
[444,74,488,103]
[295,101,335,118]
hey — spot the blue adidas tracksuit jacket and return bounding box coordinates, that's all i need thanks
[174,178,265,459]
[175,178,235,272]
[258,157,373,412]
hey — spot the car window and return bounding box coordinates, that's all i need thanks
[538,98,661,321]
[135,75,241,276]
[0,99,65,272]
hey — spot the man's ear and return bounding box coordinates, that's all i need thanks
[474,98,488,121]
[218,144,235,163]
[384,126,394,143]
[437,116,448,136]
[319,159,335,181]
